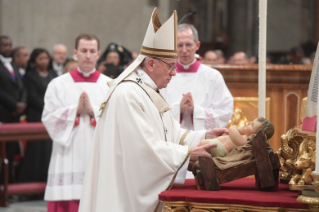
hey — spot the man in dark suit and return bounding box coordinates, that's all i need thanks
[0,35,27,182]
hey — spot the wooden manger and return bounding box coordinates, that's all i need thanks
[192,130,281,191]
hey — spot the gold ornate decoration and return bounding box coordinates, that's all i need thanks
[297,195,319,211]
[171,206,189,212]
[163,202,189,212]
[277,128,305,182]
[162,201,309,212]
[179,130,190,145]
[227,108,248,128]
[227,97,270,128]
[289,136,316,186]
[190,208,214,212]
[312,172,319,192]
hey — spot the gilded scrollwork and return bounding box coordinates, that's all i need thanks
[277,128,304,181]
[277,125,317,189]
[172,206,189,212]
[190,208,215,212]
[164,202,310,212]
[163,203,190,212]
[289,136,316,186]
[227,107,248,128]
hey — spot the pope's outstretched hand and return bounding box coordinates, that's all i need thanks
[205,128,228,139]
[190,143,217,163]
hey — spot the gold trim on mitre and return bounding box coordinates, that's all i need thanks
[152,8,162,32]
[140,46,177,59]
[140,8,177,59]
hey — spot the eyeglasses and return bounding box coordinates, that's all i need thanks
[153,57,177,73]
[177,43,194,49]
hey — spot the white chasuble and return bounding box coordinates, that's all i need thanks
[79,70,205,212]
[42,69,111,201]
[161,60,234,130]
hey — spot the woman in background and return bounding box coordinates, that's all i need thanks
[20,48,57,182]
[97,43,132,79]
[63,58,78,74]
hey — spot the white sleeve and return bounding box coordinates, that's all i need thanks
[169,112,206,183]
[193,73,233,130]
[41,80,78,146]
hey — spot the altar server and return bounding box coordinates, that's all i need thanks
[79,8,227,212]
[161,24,233,131]
[42,34,111,212]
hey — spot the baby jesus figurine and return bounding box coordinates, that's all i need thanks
[200,117,275,158]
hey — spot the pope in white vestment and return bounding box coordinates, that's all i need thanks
[42,69,111,201]
[79,8,227,212]
[80,69,207,212]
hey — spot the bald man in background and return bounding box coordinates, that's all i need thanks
[203,50,218,66]
[52,44,67,75]
[230,51,249,65]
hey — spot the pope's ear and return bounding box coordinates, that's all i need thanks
[146,58,154,72]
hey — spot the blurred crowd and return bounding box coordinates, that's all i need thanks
[201,46,315,66]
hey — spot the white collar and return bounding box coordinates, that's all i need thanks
[53,61,63,68]
[136,68,158,90]
[77,67,95,77]
[178,58,196,70]
[0,55,12,64]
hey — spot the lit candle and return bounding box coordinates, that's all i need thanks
[258,0,267,118]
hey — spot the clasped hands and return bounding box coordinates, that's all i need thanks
[77,92,94,117]
[180,92,194,114]
[189,128,228,163]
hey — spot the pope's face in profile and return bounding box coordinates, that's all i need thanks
[152,57,177,89]
[74,39,100,73]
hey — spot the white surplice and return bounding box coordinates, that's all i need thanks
[42,69,111,201]
[161,60,234,130]
[79,69,206,212]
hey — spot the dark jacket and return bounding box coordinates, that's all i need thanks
[0,60,26,123]
[23,69,57,122]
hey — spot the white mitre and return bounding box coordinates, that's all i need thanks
[100,8,177,114]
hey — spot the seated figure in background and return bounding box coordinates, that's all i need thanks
[97,43,132,79]
[203,50,218,65]
[199,117,274,157]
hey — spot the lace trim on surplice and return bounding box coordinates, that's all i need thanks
[47,172,84,186]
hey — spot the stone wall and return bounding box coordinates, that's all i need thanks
[0,0,169,55]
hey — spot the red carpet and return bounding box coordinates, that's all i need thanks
[159,178,308,209]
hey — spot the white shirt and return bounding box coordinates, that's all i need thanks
[0,55,14,74]
[52,61,64,76]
